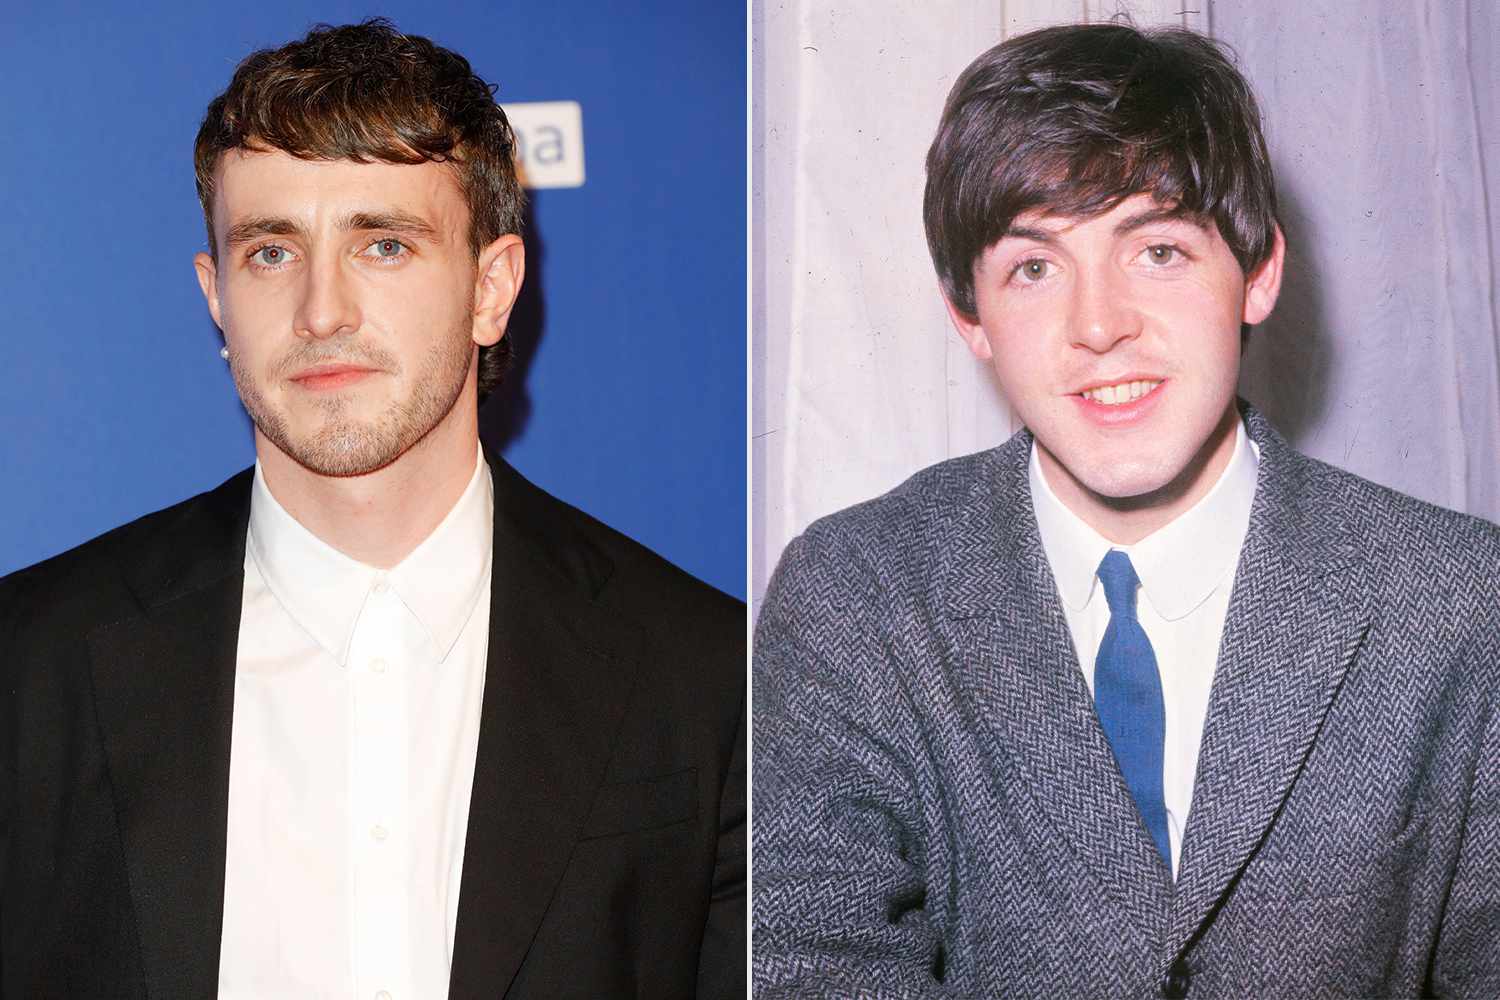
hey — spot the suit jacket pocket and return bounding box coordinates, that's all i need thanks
[580,766,698,840]
[1250,809,1428,900]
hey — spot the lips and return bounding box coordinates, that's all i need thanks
[1078,378,1163,406]
[288,363,379,391]
[1070,375,1167,424]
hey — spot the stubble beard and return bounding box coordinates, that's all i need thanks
[230,318,475,478]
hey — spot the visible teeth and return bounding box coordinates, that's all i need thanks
[1083,379,1160,405]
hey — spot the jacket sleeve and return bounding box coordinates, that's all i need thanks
[0,573,12,1000]
[751,531,955,999]
[1431,632,1500,997]
[696,694,746,999]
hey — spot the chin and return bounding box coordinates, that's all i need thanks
[241,360,471,480]
[250,405,424,479]
[286,427,411,478]
[1057,449,1187,502]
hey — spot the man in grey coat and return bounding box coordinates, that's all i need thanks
[753,23,1500,998]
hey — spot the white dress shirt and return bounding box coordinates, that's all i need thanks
[218,447,493,999]
[1029,421,1258,878]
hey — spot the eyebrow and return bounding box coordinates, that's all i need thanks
[1001,224,1060,244]
[1000,206,1210,244]
[1110,206,1210,237]
[222,209,442,251]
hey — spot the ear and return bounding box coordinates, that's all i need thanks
[472,234,526,347]
[1242,224,1285,326]
[943,291,993,362]
[193,251,224,331]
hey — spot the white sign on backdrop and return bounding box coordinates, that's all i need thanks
[500,100,585,189]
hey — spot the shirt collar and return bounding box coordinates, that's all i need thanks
[247,444,494,665]
[1029,419,1259,621]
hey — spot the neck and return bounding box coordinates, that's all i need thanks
[255,397,481,570]
[1040,404,1240,545]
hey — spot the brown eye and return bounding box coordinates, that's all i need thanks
[1016,259,1050,281]
[1146,245,1177,264]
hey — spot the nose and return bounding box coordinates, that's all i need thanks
[1069,264,1142,353]
[293,255,361,340]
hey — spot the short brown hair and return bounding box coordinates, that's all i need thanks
[924,23,1278,317]
[194,18,525,397]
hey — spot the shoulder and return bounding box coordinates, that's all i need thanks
[1270,448,1500,743]
[0,471,252,651]
[488,456,743,682]
[1265,445,1500,673]
[1277,447,1500,592]
[1246,403,1500,593]
[590,510,745,672]
[762,440,1017,628]
[804,447,997,552]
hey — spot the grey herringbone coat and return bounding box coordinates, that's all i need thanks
[753,407,1500,998]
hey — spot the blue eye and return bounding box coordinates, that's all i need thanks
[252,245,292,267]
[369,239,408,258]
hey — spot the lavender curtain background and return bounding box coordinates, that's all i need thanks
[752,0,1498,608]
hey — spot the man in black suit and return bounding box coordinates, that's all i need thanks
[0,20,744,999]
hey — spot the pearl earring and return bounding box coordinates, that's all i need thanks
[220,346,230,361]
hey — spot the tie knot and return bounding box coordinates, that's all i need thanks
[1097,550,1139,617]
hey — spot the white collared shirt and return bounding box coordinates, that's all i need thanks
[218,446,494,999]
[1029,421,1259,878]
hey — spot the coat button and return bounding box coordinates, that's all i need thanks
[1162,959,1191,998]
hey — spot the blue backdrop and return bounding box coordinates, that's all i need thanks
[0,2,746,599]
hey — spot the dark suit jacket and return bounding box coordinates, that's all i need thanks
[753,405,1500,998]
[1,452,745,999]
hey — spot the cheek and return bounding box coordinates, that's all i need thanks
[1193,306,1244,383]
[1146,283,1243,368]
[977,305,1056,397]
[219,274,295,334]
[381,268,473,332]
[987,342,1043,398]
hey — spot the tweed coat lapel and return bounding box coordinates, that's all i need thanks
[85,470,253,998]
[1163,407,1371,961]
[944,433,1174,947]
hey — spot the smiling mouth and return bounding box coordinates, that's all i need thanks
[1078,379,1163,406]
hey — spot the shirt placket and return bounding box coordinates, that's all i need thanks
[348,574,413,1000]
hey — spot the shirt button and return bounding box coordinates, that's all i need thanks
[372,577,390,595]
[370,657,387,674]
[376,992,392,1000]
[372,824,388,841]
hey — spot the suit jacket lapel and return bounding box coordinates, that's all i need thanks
[74,455,642,997]
[449,455,639,998]
[1165,408,1371,960]
[86,470,252,998]
[945,436,1174,948]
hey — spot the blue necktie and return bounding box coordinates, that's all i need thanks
[1093,550,1171,868]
